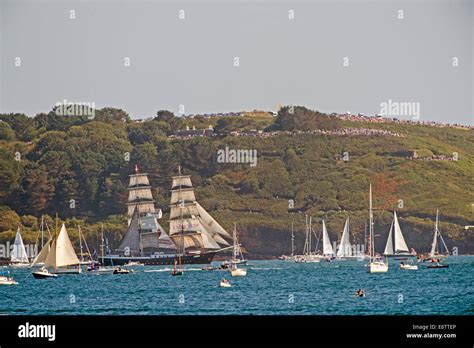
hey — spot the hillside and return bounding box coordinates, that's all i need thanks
[0,106,473,256]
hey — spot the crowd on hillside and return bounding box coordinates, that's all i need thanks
[335,113,472,130]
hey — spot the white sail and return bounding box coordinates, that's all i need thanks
[322,220,334,256]
[197,216,230,246]
[170,233,203,250]
[383,221,394,255]
[11,228,29,263]
[128,187,154,201]
[430,210,439,258]
[337,218,352,257]
[430,210,449,257]
[127,202,156,217]
[129,173,150,187]
[196,202,231,239]
[170,189,196,205]
[171,176,193,189]
[44,224,80,269]
[31,237,52,266]
[169,202,200,219]
[393,211,409,253]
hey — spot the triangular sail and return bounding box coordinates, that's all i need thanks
[322,221,334,256]
[45,224,80,268]
[393,211,409,253]
[31,237,53,266]
[337,218,352,257]
[383,221,394,255]
[430,210,449,257]
[11,228,29,263]
[117,207,142,254]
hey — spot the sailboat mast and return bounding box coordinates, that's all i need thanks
[291,222,294,257]
[54,213,59,273]
[78,226,84,263]
[40,215,44,249]
[233,223,238,260]
[309,216,312,255]
[369,183,374,259]
[100,224,105,264]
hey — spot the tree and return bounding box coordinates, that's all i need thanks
[95,107,130,123]
[0,122,15,141]
[24,165,54,214]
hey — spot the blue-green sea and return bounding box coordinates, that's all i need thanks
[1,257,473,315]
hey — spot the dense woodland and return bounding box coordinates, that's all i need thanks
[0,106,472,256]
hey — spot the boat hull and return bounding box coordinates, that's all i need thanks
[101,252,216,266]
[32,272,57,279]
[367,261,388,273]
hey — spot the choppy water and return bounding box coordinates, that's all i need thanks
[1,256,473,315]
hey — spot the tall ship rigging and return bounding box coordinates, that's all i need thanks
[102,166,231,266]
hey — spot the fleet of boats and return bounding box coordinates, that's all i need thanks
[0,171,452,286]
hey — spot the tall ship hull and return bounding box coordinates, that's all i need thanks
[101,252,216,266]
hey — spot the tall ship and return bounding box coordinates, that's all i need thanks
[102,167,231,266]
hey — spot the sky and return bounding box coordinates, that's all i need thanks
[0,0,473,125]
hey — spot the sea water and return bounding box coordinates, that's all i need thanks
[1,256,472,315]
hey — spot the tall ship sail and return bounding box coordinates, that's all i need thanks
[102,166,231,266]
[168,167,231,253]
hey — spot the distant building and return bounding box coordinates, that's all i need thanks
[172,125,214,139]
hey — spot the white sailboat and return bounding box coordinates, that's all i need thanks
[429,209,449,260]
[10,227,30,267]
[222,223,247,268]
[295,215,320,262]
[321,220,335,259]
[32,223,81,277]
[336,217,357,259]
[383,211,414,257]
[367,183,388,273]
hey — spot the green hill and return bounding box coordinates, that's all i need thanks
[0,106,472,256]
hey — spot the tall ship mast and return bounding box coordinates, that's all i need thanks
[168,166,231,253]
[102,166,231,266]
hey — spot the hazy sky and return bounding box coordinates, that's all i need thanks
[1,0,473,124]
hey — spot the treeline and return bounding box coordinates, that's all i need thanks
[0,105,472,253]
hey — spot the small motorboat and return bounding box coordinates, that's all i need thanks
[0,271,18,285]
[9,262,30,268]
[427,263,449,269]
[124,261,144,267]
[230,266,247,277]
[400,262,418,270]
[32,267,58,279]
[201,266,217,271]
[220,278,231,288]
[113,267,131,275]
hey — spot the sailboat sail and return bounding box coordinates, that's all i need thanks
[322,221,334,256]
[337,218,352,257]
[383,221,394,255]
[430,210,449,258]
[31,237,53,266]
[44,224,80,269]
[11,228,29,263]
[393,211,409,253]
